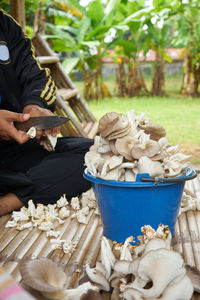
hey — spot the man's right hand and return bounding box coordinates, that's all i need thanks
[0,110,30,144]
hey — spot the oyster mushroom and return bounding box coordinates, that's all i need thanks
[27,126,37,138]
[85,265,110,292]
[98,112,130,140]
[101,236,116,279]
[20,258,98,299]
[109,140,119,155]
[138,123,166,141]
[84,150,104,176]
[126,109,137,137]
[143,238,168,255]
[120,236,134,261]
[138,156,164,177]
[185,264,200,293]
[115,136,136,161]
[114,260,131,275]
[156,274,193,300]
[39,133,57,152]
[98,155,123,177]
[123,288,143,300]
[133,248,186,298]
[131,138,160,160]
[20,258,67,295]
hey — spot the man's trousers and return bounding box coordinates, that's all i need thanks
[0,137,93,205]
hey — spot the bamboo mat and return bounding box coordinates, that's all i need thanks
[0,176,200,299]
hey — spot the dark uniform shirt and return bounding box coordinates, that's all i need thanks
[0,9,56,113]
[0,9,57,151]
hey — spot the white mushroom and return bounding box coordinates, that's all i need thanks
[138,156,164,177]
[39,133,57,152]
[101,236,116,279]
[133,248,186,298]
[98,112,130,140]
[131,139,160,160]
[156,274,193,300]
[115,136,136,161]
[27,126,37,138]
[84,150,104,176]
[71,197,80,210]
[85,265,110,291]
[59,207,70,219]
[20,258,67,295]
[143,238,167,255]
[57,194,68,207]
[185,264,200,293]
[138,122,166,141]
[123,288,143,300]
[120,236,134,261]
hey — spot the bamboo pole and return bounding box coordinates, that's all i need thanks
[173,219,183,254]
[178,212,195,266]
[10,0,25,30]
[64,214,99,287]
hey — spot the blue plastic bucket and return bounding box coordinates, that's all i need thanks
[84,167,196,243]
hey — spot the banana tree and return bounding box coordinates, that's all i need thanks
[111,0,150,97]
[170,0,200,96]
[43,0,125,99]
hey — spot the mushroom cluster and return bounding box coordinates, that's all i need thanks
[85,110,191,180]
[80,225,195,300]
[179,188,200,215]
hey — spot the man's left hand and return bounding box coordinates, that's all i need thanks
[23,105,61,139]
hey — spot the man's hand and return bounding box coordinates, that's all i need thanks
[0,110,30,144]
[23,105,61,139]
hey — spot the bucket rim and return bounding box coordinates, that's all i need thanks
[83,168,192,187]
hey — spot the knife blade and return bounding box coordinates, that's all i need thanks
[14,116,70,132]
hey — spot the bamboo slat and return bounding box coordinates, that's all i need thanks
[56,95,88,138]
[57,88,78,101]
[178,212,196,266]
[37,56,59,65]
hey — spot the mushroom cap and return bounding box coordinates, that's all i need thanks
[98,112,130,140]
[98,112,120,137]
[20,258,67,292]
[107,126,130,141]
[135,248,185,298]
[115,136,136,161]
[131,140,160,160]
[139,123,166,141]
[109,140,119,155]
[138,156,164,177]
[85,266,110,292]
[158,275,193,300]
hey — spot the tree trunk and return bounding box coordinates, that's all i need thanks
[117,60,127,97]
[83,72,94,100]
[151,51,165,96]
[181,48,200,96]
[127,61,149,97]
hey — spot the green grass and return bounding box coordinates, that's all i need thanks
[74,75,200,163]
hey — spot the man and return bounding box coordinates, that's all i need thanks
[0,9,93,215]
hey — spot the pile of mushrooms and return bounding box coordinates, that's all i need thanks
[81,224,197,300]
[19,224,199,300]
[85,110,191,181]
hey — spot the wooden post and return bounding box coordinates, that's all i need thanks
[10,0,25,30]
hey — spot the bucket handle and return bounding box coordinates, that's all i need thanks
[140,167,197,183]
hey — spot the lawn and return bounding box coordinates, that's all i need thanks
[75,75,200,165]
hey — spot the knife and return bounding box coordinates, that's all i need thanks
[14,116,70,132]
